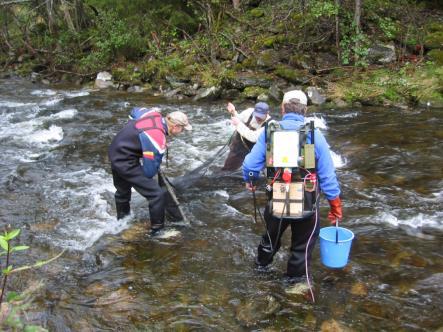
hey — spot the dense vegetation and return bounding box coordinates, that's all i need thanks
[1,0,442,106]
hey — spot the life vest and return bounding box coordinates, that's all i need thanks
[131,107,167,178]
[265,120,317,220]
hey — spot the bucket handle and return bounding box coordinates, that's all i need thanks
[335,219,339,243]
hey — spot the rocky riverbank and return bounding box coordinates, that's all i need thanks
[1,1,442,109]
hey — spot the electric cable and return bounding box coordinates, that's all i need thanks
[251,179,273,252]
[304,191,320,303]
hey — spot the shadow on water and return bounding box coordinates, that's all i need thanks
[0,78,442,330]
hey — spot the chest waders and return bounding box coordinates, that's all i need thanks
[223,113,267,171]
[265,120,318,220]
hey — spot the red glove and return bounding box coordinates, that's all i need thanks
[327,197,342,224]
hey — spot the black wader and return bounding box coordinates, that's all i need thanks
[256,205,320,278]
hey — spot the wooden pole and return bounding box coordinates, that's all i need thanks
[158,170,189,225]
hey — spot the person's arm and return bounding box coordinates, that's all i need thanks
[227,102,238,117]
[312,130,342,223]
[234,121,264,143]
[242,130,266,183]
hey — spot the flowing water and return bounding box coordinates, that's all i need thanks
[0,78,442,331]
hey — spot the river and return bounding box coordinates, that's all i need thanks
[0,77,442,331]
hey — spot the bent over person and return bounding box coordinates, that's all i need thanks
[109,107,192,236]
[242,90,342,281]
[222,101,271,171]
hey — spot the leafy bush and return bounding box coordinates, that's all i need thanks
[79,10,145,71]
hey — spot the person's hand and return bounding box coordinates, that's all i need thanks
[227,102,236,115]
[327,197,343,224]
[231,116,240,126]
[245,182,256,192]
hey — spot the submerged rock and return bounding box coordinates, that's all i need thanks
[321,319,354,332]
[350,282,368,296]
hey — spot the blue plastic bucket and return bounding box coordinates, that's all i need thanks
[319,226,354,268]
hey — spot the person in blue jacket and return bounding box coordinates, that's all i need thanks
[242,90,342,280]
[109,108,192,236]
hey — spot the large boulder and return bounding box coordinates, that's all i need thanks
[94,71,114,89]
[367,43,396,64]
[275,64,309,84]
[307,86,326,105]
[193,86,221,101]
[221,74,272,90]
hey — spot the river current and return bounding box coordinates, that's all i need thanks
[0,78,442,331]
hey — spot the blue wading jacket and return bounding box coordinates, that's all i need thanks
[242,113,340,200]
[109,108,168,178]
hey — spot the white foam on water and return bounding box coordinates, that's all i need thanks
[31,89,57,96]
[213,190,229,199]
[39,96,64,106]
[29,125,63,143]
[328,111,360,119]
[50,109,78,119]
[432,190,443,201]
[0,100,37,108]
[63,90,90,98]
[155,229,181,239]
[364,211,443,233]
[39,168,133,250]
[305,115,328,130]
[331,150,347,168]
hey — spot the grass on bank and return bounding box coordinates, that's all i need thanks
[328,62,443,107]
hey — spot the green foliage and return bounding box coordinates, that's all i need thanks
[0,229,63,331]
[340,19,370,66]
[428,49,443,65]
[79,10,145,72]
[377,17,398,40]
[308,0,339,19]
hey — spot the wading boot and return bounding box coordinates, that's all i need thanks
[149,221,164,237]
[116,202,130,220]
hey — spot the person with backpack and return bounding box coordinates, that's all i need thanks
[108,107,192,236]
[242,90,342,282]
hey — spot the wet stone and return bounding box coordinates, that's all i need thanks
[321,319,354,332]
[350,282,368,297]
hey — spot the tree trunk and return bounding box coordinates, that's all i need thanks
[61,0,76,32]
[46,0,55,34]
[354,0,361,31]
[335,0,341,62]
[1,7,12,51]
[74,0,88,30]
[354,0,362,63]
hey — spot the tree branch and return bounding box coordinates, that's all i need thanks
[0,0,32,6]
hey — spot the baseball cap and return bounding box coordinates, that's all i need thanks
[168,111,192,130]
[282,90,308,105]
[253,102,270,119]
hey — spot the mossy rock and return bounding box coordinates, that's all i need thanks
[275,64,308,84]
[257,49,280,68]
[249,8,265,18]
[241,86,267,99]
[424,31,443,49]
[262,35,279,48]
[428,49,443,65]
[240,57,258,70]
[111,66,142,84]
[289,54,313,70]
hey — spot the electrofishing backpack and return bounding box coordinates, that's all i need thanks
[265,120,318,220]
[130,107,166,178]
